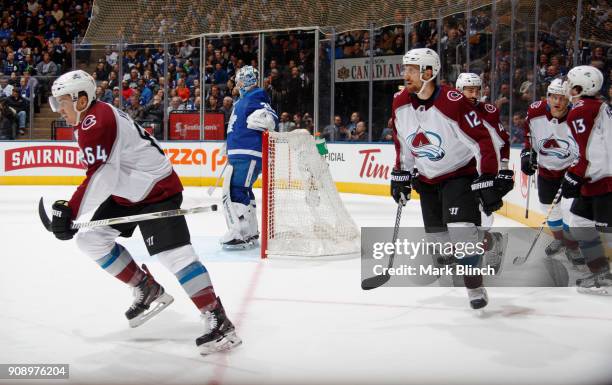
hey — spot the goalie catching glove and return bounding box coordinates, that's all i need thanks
[471,175,504,216]
[390,169,412,206]
[51,200,77,240]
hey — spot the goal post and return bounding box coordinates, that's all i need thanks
[261,130,360,258]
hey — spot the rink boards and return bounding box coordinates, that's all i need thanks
[0,140,542,226]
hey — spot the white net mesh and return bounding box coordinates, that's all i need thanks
[264,130,360,257]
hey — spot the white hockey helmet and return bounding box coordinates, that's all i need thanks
[546,78,567,96]
[402,48,441,81]
[49,69,97,124]
[565,65,603,97]
[455,73,482,92]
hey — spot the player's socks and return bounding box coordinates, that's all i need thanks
[95,243,145,286]
[175,262,218,312]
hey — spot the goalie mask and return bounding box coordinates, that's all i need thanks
[49,70,97,125]
[236,65,258,97]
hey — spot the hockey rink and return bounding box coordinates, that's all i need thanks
[1,185,612,385]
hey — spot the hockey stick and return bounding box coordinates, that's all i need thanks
[513,185,562,265]
[361,203,403,290]
[525,135,534,219]
[207,162,228,196]
[38,197,217,231]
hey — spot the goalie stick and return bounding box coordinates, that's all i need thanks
[38,197,217,231]
[361,203,403,290]
[513,184,562,265]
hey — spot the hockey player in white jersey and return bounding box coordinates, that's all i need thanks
[221,65,278,249]
[521,78,584,267]
[561,66,612,294]
[456,72,512,273]
[391,49,504,309]
[47,70,241,355]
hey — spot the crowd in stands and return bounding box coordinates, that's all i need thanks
[0,0,91,139]
[0,0,609,142]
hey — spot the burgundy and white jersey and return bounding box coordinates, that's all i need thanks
[475,102,510,163]
[68,101,183,219]
[391,85,499,184]
[523,100,578,179]
[566,97,612,196]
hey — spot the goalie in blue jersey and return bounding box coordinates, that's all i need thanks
[221,65,279,249]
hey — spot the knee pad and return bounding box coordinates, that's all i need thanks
[157,244,199,274]
[76,226,122,260]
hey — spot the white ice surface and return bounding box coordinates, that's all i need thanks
[1,186,611,385]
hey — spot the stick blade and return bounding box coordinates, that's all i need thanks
[38,197,52,231]
[361,274,390,290]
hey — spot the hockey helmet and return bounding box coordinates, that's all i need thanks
[565,65,603,97]
[49,69,97,124]
[455,73,482,92]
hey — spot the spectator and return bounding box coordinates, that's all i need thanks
[293,112,304,129]
[278,111,297,133]
[0,77,13,97]
[219,96,233,131]
[350,121,368,141]
[142,95,164,138]
[0,100,15,139]
[510,112,525,144]
[125,94,144,120]
[213,62,228,84]
[322,115,348,141]
[176,78,190,102]
[379,118,394,142]
[206,95,220,112]
[121,80,133,102]
[3,52,23,76]
[168,96,183,114]
[346,111,360,133]
[137,78,153,106]
[495,83,511,122]
[94,60,108,81]
[6,88,28,135]
[112,96,122,109]
[35,52,58,98]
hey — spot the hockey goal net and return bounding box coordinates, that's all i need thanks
[261,129,360,258]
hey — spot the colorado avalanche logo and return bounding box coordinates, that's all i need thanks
[537,135,573,159]
[447,90,463,101]
[407,128,445,161]
[484,104,497,113]
[81,115,96,130]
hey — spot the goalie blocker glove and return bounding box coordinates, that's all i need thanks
[390,169,412,206]
[520,148,537,176]
[51,200,77,240]
[471,175,503,216]
[561,172,584,198]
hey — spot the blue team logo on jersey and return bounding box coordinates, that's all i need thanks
[407,128,445,161]
[537,135,575,159]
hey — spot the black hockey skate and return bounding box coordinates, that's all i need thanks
[196,297,242,355]
[467,287,488,310]
[125,264,174,328]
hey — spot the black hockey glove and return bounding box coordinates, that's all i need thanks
[520,148,537,176]
[391,169,412,206]
[471,174,503,216]
[561,172,583,199]
[495,169,514,197]
[51,200,77,241]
